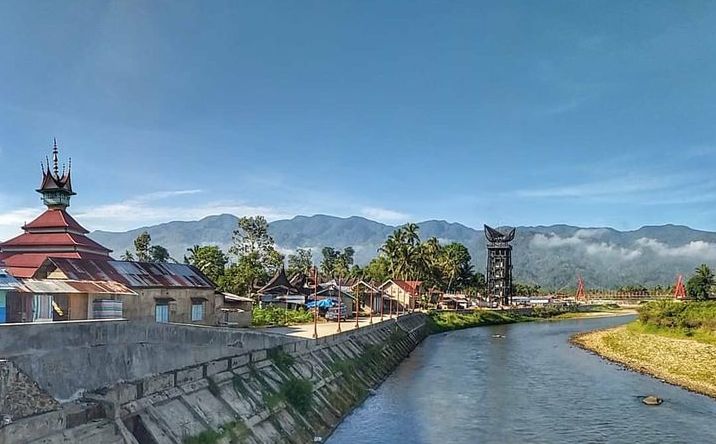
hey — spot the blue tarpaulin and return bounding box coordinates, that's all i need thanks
[305,298,338,309]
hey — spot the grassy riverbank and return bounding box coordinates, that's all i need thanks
[426,305,628,333]
[573,301,716,399]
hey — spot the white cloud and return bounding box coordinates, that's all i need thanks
[530,233,584,248]
[360,207,410,224]
[531,232,641,261]
[636,238,716,260]
[0,207,40,240]
[531,232,716,262]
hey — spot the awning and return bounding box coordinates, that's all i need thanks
[220,292,254,303]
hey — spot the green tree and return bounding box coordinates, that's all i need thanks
[320,246,354,278]
[120,250,135,261]
[149,245,171,263]
[287,248,313,277]
[185,245,228,283]
[686,264,715,300]
[439,242,473,292]
[224,215,284,295]
[133,231,152,262]
[363,256,391,283]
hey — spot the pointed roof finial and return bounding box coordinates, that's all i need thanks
[52,138,59,177]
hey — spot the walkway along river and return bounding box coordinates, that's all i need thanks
[328,315,716,443]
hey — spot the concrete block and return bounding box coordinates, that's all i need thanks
[281,343,297,353]
[142,373,174,397]
[109,383,138,405]
[250,349,267,362]
[206,359,229,376]
[231,354,250,368]
[176,366,203,385]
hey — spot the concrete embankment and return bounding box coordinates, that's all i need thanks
[0,314,428,443]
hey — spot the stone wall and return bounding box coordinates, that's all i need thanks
[0,360,58,421]
[2,313,428,443]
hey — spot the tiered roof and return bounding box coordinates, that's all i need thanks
[0,141,112,278]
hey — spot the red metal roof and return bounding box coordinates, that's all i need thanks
[1,232,111,251]
[381,279,423,296]
[23,209,88,234]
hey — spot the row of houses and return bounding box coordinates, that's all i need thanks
[0,142,471,327]
[256,267,434,315]
[0,143,252,326]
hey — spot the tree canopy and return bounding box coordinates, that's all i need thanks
[686,264,714,300]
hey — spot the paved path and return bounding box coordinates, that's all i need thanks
[266,315,404,338]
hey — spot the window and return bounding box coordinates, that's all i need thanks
[191,301,204,321]
[155,303,169,323]
[33,295,53,322]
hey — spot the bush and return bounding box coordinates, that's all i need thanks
[251,306,313,327]
[280,378,314,413]
[638,300,716,331]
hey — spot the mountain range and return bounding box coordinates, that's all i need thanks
[89,214,716,289]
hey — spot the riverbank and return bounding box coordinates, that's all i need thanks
[572,322,716,399]
[426,305,631,333]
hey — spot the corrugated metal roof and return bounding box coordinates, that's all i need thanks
[44,258,214,289]
[0,267,22,290]
[17,278,136,295]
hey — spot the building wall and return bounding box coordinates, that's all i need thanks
[120,288,217,325]
[382,283,414,309]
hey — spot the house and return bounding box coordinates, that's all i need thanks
[379,279,422,312]
[32,257,217,324]
[439,293,469,310]
[351,280,385,314]
[0,265,22,323]
[257,268,306,309]
[316,280,357,314]
[217,292,253,327]
[0,141,224,326]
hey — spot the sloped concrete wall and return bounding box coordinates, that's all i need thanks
[4,314,428,443]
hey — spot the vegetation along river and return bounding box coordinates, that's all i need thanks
[328,315,716,443]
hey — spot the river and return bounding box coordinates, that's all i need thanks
[328,315,716,443]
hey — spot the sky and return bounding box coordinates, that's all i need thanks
[2,0,716,240]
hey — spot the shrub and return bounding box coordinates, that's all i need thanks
[638,300,716,332]
[251,306,313,327]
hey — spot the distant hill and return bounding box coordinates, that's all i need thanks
[90,215,716,289]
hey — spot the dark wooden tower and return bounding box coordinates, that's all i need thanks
[484,225,515,306]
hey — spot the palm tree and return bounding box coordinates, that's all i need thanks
[687,264,715,300]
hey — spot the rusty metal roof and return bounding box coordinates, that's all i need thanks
[17,278,136,295]
[40,257,214,289]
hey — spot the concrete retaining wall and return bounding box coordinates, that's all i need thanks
[0,320,297,401]
[2,314,428,444]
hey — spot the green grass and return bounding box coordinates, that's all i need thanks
[251,306,313,327]
[638,300,716,331]
[426,310,533,333]
[183,420,251,444]
[262,377,315,414]
[627,320,716,346]
[267,347,295,371]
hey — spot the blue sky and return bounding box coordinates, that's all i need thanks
[2,1,716,239]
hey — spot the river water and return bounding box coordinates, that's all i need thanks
[328,316,716,444]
